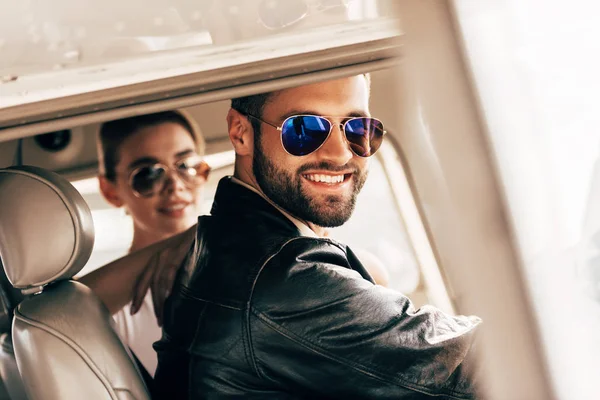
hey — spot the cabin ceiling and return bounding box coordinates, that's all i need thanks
[0,1,402,180]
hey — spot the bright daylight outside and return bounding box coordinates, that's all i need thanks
[454,1,600,398]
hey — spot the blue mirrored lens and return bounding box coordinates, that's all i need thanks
[281,116,331,156]
[345,118,384,157]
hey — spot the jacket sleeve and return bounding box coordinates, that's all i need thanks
[248,238,481,399]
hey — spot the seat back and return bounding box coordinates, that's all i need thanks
[0,258,26,400]
[0,166,150,400]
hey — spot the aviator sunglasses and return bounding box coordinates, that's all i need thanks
[128,155,211,198]
[244,113,386,157]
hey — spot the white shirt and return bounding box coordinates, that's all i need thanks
[76,256,161,376]
[112,291,161,376]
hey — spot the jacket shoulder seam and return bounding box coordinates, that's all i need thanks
[243,236,308,379]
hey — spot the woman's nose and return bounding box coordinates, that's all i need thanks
[162,169,187,193]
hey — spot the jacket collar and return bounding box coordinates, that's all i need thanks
[211,176,316,237]
[228,177,319,238]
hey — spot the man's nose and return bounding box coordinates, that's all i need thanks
[315,124,353,165]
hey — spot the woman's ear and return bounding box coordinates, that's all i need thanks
[98,175,125,208]
[227,108,254,156]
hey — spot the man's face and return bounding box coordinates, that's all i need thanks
[253,75,370,227]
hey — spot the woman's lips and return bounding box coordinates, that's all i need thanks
[157,203,189,218]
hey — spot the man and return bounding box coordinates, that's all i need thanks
[147,75,481,399]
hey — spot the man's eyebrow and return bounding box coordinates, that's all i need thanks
[127,149,196,170]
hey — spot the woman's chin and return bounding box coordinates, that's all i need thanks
[158,215,197,235]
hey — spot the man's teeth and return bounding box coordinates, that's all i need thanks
[305,174,345,184]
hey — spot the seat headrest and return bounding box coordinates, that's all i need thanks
[0,166,94,293]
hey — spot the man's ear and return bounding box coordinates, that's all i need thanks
[98,175,125,208]
[227,108,254,156]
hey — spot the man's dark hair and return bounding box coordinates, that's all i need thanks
[98,110,204,181]
[230,74,371,139]
[230,93,273,139]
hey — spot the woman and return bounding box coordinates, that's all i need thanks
[85,110,209,377]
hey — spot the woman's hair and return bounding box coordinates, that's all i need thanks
[97,110,205,181]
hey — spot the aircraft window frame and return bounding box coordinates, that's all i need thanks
[0,17,401,142]
[453,1,600,398]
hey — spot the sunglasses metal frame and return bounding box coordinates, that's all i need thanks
[244,113,386,157]
[127,155,211,198]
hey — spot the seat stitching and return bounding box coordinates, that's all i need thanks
[14,310,133,400]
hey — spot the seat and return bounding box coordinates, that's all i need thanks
[0,166,150,400]
[0,258,26,400]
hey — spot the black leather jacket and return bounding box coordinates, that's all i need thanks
[154,177,481,399]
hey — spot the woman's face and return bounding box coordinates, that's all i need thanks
[101,122,205,243]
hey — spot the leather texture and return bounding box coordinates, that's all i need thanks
[13,281,150,400]
[0,334,26,400]
[0,166,150,400]
[154,177,481,399]
[0,260,26,399]
[0,166,94,289]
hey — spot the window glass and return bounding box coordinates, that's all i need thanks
[1,0,388,77]
[454,1,600,398]
[329,145,420,294]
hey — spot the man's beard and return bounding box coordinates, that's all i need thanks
[253,142,367,228]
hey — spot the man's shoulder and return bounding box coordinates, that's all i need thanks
[249,237,370,308]
[182,214,306,305]
[256,236,362,282]
[262,236,350,271]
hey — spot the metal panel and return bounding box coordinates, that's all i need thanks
[0,19,402,142]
